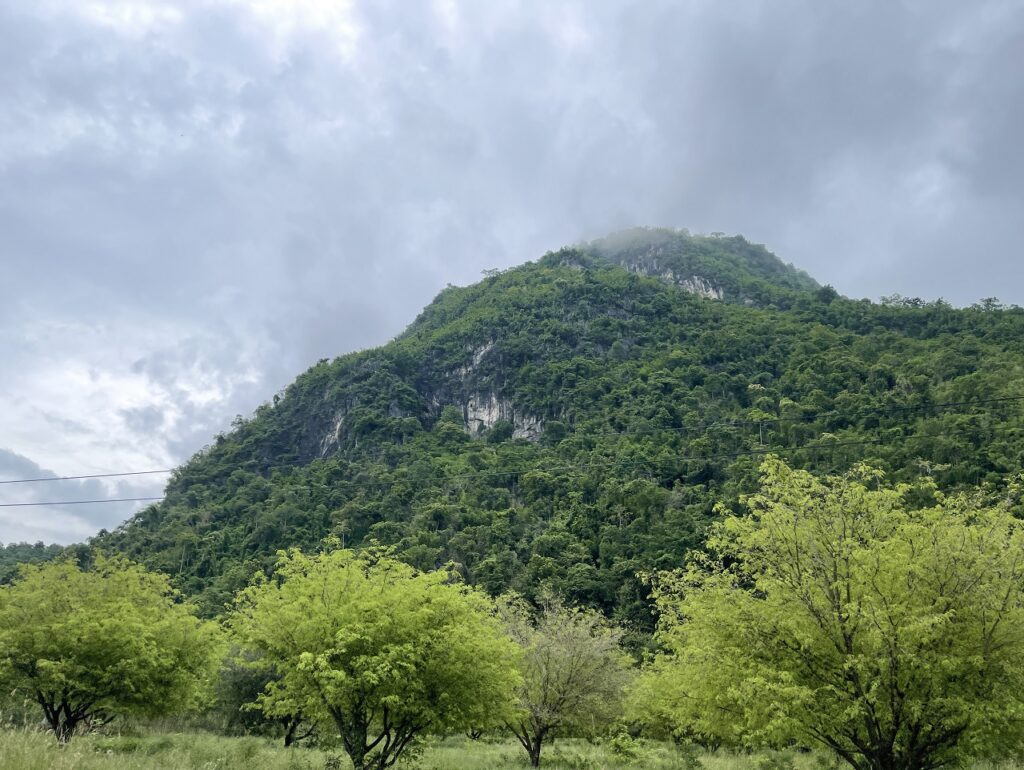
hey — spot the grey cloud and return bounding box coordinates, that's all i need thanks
[1,0,1023,542]
[120,405,167,435]
[36,412,92,436]
[0,449,163,544]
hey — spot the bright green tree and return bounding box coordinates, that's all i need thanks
[634,458,1024,770]
[503,596,632,767]
[0,557,221,742]
[229,548,520,770]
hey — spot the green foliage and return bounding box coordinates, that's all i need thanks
[634,458,1024,770]
[586,228,820,302]
[212,650,315,746]
[0,541,64,584]
[93,228,1024,638]
[504,595,632,766]
[0,557,221,742]
[228,548,520,770]
[756,755,795,770]
[608,731,642,759]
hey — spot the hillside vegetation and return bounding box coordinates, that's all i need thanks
[95,228,1024,631]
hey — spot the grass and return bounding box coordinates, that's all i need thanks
[0,728,822,770]
[1,729,323,770]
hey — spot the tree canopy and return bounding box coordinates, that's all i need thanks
[0,557,221,741]
[633,458,1024,770]
[504,595,632,766]
[229,548,520,770]
[0,541,64,584]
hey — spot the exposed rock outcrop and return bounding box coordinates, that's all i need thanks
[464,392,542,440]
[457,343,543,440]
[620,257,724,299]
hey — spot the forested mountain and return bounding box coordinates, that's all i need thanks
[0,542,65,584]
[98,228,1024,632]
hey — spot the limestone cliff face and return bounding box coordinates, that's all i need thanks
[319,413,346,457]
[316,340,542,458]
[442,341,543,440]
[585,227,818,302]
[463,392,542,439]
[455,342,542,439]
[621,259,725,300]
[561,250,726,301]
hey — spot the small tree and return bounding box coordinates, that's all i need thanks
[229,548,519,770]
[0,557,220,742]
[215,652,314,746]
[503,596,632,767]
[637,458,1024,770]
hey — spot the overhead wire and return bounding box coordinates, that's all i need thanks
[0,469,174,485]
[0,496,165,508]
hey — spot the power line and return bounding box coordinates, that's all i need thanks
[0,496,164,509]
[1,395,1020,486]
[0,469,173,485]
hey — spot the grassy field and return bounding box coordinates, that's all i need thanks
[0,728,821,770]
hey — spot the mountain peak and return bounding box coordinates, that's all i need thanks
[575,227,819,303]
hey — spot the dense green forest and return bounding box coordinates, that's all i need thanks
[91,228,1024,633]
[0,541,65,583]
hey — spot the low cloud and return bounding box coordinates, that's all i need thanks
[0,449,164,544]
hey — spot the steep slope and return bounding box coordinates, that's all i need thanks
[99,229,1024,632]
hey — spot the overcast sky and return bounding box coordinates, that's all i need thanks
[2,0,1023,544]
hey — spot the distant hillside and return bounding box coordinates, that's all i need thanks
[0,542,65,584]
[98,228,1024,635]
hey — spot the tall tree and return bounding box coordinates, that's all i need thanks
[503,596,632,767]
[0,557,220,742]
[635,458,1024,770]
[229,548,519,770]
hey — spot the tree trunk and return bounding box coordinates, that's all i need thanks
[336,715,368,770]
[345,740,367,770]
[283,717,298,748]
[529,735,543,767]
[53,715,79,743]
[509,722,547,768]
[39,696,81,744]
